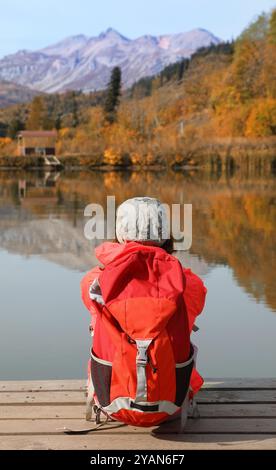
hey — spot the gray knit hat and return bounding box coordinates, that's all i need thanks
[116,197,169,245]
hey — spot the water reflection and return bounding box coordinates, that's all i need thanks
[0,169,275,311]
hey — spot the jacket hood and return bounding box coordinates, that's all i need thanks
[95,241,168,266]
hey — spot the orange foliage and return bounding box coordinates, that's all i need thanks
[245,99,276,137]
[0,137,12,148]
[0,137,16,156]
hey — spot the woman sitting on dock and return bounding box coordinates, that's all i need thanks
[81,197,207,430]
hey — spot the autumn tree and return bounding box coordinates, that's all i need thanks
[264,9,276,98]
[231,13,269,102]
[26,96,49,130]
[104,67,122,123]
[245,99,276,136]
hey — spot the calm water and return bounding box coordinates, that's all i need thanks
[0,169,275,380]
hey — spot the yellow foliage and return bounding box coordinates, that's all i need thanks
[58,128,71,138]
[130,152,143,165]
[213,104,251,137]
[245,99,276,137]
[103,147,122,165]
[89,106,105,131]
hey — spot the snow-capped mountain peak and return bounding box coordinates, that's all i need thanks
[0,28,221,93]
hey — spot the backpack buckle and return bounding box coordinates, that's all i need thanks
[136,349,148,366]
[136,340,152,366]
[135,339,152,401]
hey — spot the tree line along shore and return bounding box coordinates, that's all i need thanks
[0,137,275,177]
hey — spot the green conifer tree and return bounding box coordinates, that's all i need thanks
[8,117,24,139]
[104,67,122,123]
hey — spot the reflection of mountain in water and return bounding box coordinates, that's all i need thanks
[0,218,98,271]
[175,251,210,276]
[0,216,210,275]
[0,170,275,311]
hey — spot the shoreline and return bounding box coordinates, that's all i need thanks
[0,137,275,171]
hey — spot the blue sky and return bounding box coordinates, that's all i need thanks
[1,0,275,58]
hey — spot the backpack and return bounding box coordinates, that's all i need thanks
[87,247,196,428]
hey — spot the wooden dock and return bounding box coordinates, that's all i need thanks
[0,379,275,450]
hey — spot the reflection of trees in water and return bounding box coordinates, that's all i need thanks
[10,182,21,206]
[0,170,275,311]
[195,194,276,312]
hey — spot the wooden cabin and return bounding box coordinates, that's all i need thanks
[17,130,57,157]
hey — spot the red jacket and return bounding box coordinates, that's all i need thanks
[81,241,207,395]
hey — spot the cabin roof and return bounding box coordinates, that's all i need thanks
[18,131,57,138]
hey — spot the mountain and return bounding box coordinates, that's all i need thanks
[0,79,40,108]
[0,28,221,93]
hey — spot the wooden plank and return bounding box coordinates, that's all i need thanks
[0,419,146,435]
[0,380,85,392]
[1,404,275,420]
[203,378,276,389]
[0,391,86,405]
[0,405,86,419]
[198,389,276,403]
[1,389,276,405]
[153,418,276,434]
[197,404,276,418]
[0,418,275,435]
[1,378,275,393]
[1,434,276,450]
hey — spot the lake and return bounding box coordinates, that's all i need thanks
[0,169,275,380]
